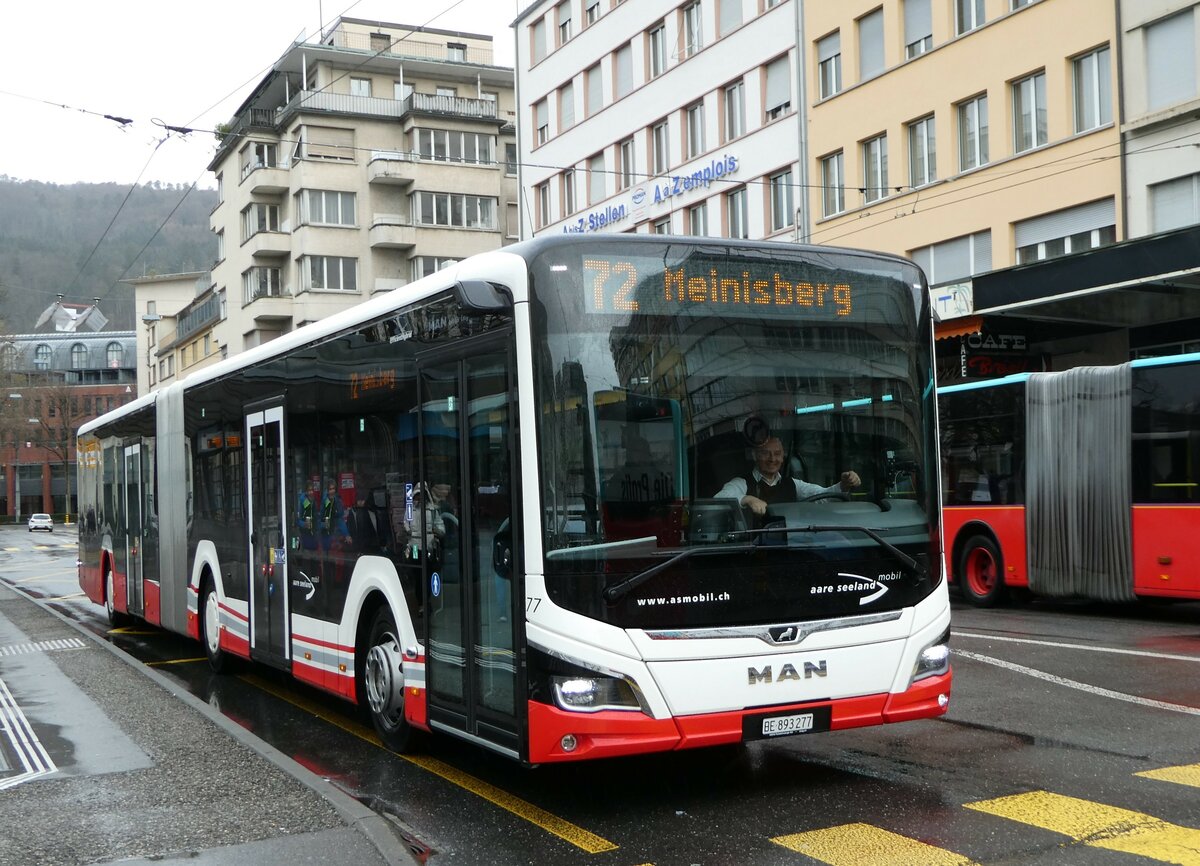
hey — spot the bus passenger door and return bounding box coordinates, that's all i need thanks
[420,342,519,755]
[245,406,290,666]
[122,443,144,617]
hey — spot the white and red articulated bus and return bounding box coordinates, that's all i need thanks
[78,235,951,764]
[940,354,1200,607]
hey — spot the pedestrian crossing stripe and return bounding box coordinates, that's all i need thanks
[0,637,87,656]
[964,791,1200,863]
[772,824,979,866]
[1136,763,1200,789]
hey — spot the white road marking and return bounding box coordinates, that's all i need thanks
[0,677,58,790]
[955,650,1200,715]
[955,630,1200,663]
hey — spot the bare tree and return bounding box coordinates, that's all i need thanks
[27,380,88,521]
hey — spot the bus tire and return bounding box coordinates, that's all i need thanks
[958,535,1005,607]
[105,568,130,628]
[201,579,233,673]
[361,606,412,753]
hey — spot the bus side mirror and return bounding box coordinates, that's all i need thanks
[455,280,512,313]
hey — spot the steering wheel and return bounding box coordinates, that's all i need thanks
[801,490,850,503]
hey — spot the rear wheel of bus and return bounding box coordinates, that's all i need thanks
[958,535,1006,607]
[105,568,129,628]
[200,578,233,673]
[361,606,412,753]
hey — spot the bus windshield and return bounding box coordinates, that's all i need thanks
[528,238,940,629]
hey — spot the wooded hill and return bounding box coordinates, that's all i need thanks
[0,176,218,333]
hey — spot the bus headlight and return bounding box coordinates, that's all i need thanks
[912,629,951,683]
[551,675,642,712]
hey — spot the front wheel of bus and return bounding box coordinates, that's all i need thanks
[201,581,232,673]
[959,535,1005,607]
[362,607,411,753]
[105,569,129,628]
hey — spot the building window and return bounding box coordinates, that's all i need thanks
[821,151,845,216]
[956,0,984,35]
[413,192,497,228]
[504,143,517,176]
[862,134,888,202]
[216,230,224,262]
[648,23,667,78]
[685,101,705,159]
[1014,199,1116,263]
[71,343,87,369]
[1013,71,1047,152]
[726,187,748,239]
[559,81,576,130]
[719,0,741,36]
[241,202,281,240]
[532,17,547,63]
[905,0,932,58]
[412,257,461,280]
[957,94,989,171]
[415,129,494,164]
[506,202,519,239]
[858,8,884,81]
[652,119,671,175]
[242,267,283,303]
[770,169,794,232]
[618,137,636,190]
[239,141,278,180]
[688,200,708,235]
[683,2,703,57]
[536,182,552,228]
[1074,46,1111,132]
[586,0,601,25]
[1151,173,1200,232]
[817,32,841,99]
[446,42,467,62]
[106,342,122,368]
[350,77,372,97]
[764,55,791,120]
[301,125,355,161]
[908,115,936,187]
[557,0,573,45]
[615,42,633,99]
[653,216,672,233]
[586,63,604,116]
[1146,10,1196,112]
[395,81,414,101]
[1011,0,1034,7]
[589,152,606,204]
[301,255,358,292]
[562,169,577,214]
[298,189,355,226]
[723,80,745,141]
[535,99,549,145]
[911,231,992,286]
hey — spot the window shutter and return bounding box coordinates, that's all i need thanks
[905,0,931,45]
[307,126,354,159]
[720,0,742,36]
[560,82,575,128]
[1151,175,1199,232]
[859,10,884,80]
[588,64,602,113]
[1146,10,1196,111]
[818,32,840,61]
[973,230,992,273]
[765,56,790,111]
[1014,198,1115,247]
[616,43,633,97]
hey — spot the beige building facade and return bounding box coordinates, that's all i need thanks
[206,17,517,358]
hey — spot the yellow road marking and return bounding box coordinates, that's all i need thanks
[145,657,207,666]
[965,791,1200,863]
[772,824,979,866]
[240,673,618,854]
[1137,764,1200,789]
[108,627,160,635]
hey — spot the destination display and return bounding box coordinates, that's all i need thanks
[581,253,866,319]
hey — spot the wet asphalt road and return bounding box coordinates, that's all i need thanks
[4,526,1200,865]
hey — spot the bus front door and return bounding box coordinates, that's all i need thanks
[122,443,144,617]
[420,343,519,756]
[245,406,290,667]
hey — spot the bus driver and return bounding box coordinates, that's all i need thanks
[716,436,861,516]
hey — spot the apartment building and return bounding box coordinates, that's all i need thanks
[515,0,1200,380]
[125,271,213,395]
[208,17,518,355]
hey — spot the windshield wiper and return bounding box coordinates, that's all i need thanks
[604,524,926,603]
[734,523,924,577]
[603,543,758,602]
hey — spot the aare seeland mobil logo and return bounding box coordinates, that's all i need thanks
[809,571,905,605]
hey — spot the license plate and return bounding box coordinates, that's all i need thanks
[743,705,832,740]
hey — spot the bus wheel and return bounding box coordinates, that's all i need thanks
[959,536,1005,607]
[362,607,411,753]
[105,569,129,628]
[201,580,232,673]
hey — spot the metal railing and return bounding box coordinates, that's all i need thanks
[322,30,494,65]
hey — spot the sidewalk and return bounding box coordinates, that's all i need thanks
[0,577,420,866]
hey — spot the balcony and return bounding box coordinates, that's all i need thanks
[247,164,290,194]
[245,231,291,258]
[369,214,416,249]
[409,92,498,121]
[368,151,417,186]
[321,29,494,65]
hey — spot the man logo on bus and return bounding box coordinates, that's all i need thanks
[768,625,799,643]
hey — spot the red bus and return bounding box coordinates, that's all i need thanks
[939,354,1200,605]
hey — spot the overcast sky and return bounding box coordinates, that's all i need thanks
[2,0,522,189]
